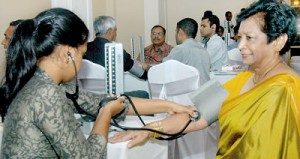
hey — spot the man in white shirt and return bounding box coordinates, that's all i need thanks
[200,14,228,70]
[223,11,235,38]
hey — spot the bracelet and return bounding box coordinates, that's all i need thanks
[148,121,164,139]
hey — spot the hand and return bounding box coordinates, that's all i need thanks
[101,96,126,117]
[109,130,150,148]
[168,104,197,117]
[142,63,150,71]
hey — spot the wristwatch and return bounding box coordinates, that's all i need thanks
[190,110,201,122]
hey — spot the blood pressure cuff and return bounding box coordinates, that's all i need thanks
[188,79,229,125]
[128,60,145,78]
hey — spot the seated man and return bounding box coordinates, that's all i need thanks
[137,25,173,65]
[217,25,224,38]
[200,14,228,70]
[163,18,210,85]
[84,16,148,80]
[227,24,240,51]
[84,16,148,98]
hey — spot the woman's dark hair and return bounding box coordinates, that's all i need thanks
[177,18,198,38]
[0,8,89,119]
[237,0,297,55]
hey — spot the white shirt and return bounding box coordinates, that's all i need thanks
[223,20,234,37]
[205,34,228,70]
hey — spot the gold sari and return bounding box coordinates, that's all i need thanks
[216,71,300,159]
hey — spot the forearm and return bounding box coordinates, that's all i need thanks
[127,97,175,115]
[147,113,208,136]
[108,112,208,148]
[90,107,112,140]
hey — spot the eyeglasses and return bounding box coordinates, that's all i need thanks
[152,32,164,37]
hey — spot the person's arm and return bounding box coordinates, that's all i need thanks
[64,83,194,120]
[90,97,126,139]
[109,113,208,148]
[35,90,124,158]
[128,97,195,116]
[123,49,148,80]
[63,83,104,116]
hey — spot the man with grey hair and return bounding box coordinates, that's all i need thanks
[84,16,147,80]
[84,16,149,98]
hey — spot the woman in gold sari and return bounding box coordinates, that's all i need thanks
[109,0,300,158]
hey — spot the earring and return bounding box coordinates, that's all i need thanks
[66,51,71,64]
[66,57,70,64]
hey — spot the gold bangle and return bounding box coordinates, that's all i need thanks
[148,121,164,139]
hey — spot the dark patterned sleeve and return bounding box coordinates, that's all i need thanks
[62,83,130,120]
[34,86,108,158]
[62,83,105,116]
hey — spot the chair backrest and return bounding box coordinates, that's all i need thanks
[77,59,106,94]
[227,48,245,66]
[291,56,300,63]
[290,62,300,75]
[148,60,199,105]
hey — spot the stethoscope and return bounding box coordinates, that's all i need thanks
[65,54,200,140]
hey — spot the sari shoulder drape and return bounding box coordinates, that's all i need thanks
[216,72,300,159]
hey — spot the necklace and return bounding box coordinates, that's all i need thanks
[252,60,282,84]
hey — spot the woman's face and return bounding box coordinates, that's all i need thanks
[238,15,275,68]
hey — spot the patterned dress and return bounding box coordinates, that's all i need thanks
[0,68,128,158]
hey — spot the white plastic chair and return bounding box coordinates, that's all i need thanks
[148,60,218,159]
[291,56,300,63]
[77,59,106,94]
[290,62,300,75]
[148,60,199,105]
